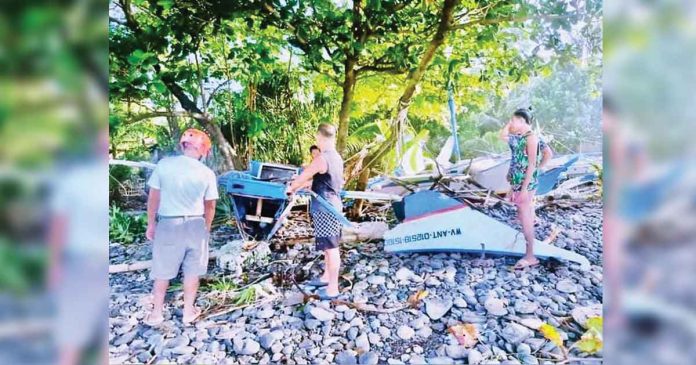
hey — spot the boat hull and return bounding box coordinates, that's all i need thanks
[384,204,591,270]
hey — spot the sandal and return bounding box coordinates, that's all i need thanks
[514,257,540,270]
[182,307,202,325]
[144,312,165,326]
[316,288,340,301]
[306,278,329,287]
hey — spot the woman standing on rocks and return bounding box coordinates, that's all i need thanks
[500,108,553,269]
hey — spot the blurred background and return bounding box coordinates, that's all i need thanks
[604,0,696,364]
[0,0,694,364]
[0,0,107,364]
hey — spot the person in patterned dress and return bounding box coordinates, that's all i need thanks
[500,108,553,269]
[287,124,345,299]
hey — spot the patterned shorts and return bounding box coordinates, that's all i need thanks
[311,209,342,251]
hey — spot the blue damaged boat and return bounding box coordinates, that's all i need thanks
[218,161,353,241]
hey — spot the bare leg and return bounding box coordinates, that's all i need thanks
[183,276,200,318]
[324,248,341,296]
[515,194,539,267]
[320,254,329,282]
[149,279,169,320]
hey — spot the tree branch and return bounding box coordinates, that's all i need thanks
[453,12,580,30]
[356,64,408,75]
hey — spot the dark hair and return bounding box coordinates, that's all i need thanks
[513,107,533,124]
[309,145,320,153]
[317,123,337,138]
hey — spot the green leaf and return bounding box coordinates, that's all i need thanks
[157,0,174,11]
[127,49,146,65]
[152,80,167,94]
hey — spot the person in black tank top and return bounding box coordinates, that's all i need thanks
[288,124,345,300]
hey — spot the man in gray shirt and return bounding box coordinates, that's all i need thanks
[144,129,218,326]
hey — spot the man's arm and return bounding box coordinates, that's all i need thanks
[204,199,216,231]
[287,156,327,194]
[146,188,161,240]
[540,145,553,169]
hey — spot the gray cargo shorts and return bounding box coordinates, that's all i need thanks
[150,216,209,280]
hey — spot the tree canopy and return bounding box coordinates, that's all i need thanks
[109,0,601,178]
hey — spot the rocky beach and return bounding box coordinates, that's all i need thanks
[109,200,603,364]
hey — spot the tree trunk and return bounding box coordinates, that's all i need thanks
[160,72,236,171]
[356,0,459,181]
[336,57,358,154]
[349,167,371,218]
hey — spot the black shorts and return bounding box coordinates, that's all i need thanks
[311,209,342,251]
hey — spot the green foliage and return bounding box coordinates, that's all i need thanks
[213,193,235,227]
[205,276,238,292]
[108,0,602,177]
[109,206,147,244]
[234,285,257,306]
[0,240,46,293]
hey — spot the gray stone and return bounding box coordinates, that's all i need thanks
[367,275,386,285]
[517,343,532,356]
[114,329,138,346]
[425,277,442,287]
[344,309,357,321]
[336,350,358,365]
[235,339,260,355]
[468,349,483,365]
[556,280,578,293]
[350,317,364,328]
[484,297,508,316]
[395,267,415,282]
[409,355,427,364]
[514,300,539,314]
[519,354,539,365]
[309,306,336,321]
[453,297,468,308]
[355,333,370,353]
[501,323,533,345]
[445,344,468,359]
[305,319,321,330]
[410,317,426,330]
[271,343,284,354]
[170,345,195,355]
[259,331,281,350]
[397,326,415,340]
[165,335,190,349]
[416,326,432,339]
[359,351,379,365]
[256,306,275,319]
[427,356,454,364]
[378,327,391,338]
[425,298,453,320]
[348,327,359,341]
